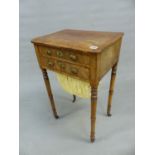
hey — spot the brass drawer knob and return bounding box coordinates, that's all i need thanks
[47,61,54,67]
[70,68,78,74]
[69,54,77,61]
[47,50,52,56]
[56,50,63,57]
[58,62,65,69]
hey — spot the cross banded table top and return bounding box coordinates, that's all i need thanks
[31,29,123,53]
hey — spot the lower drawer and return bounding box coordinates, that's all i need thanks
[40,57,90,81]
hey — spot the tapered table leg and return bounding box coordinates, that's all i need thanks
[90,86,98,142]
[41,68,59,119]
[107,63,118,116]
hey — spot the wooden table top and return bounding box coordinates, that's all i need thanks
[31,29,123,53]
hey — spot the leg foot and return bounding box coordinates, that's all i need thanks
[90,137,95,143]
[107,113,112,117]
[55,115,59,119]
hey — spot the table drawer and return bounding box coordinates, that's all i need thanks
[40,57,90,81]
[38,46,90,66]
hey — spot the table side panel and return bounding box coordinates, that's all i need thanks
[97,38,122,80]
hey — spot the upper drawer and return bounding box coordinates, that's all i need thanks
[38,46,90,66]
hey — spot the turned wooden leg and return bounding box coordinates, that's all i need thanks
[107,63,118,117]
[41,68,59,119]
[72,95,76,103]
[90,86,98,142]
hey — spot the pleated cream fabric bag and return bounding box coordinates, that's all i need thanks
[56,73,91,98]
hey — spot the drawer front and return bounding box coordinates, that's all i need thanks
[40,57,89,81]
[38,46,90,66]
